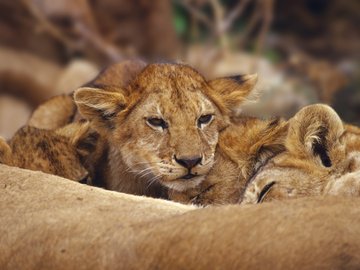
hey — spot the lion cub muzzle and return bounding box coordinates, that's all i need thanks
[174,155,202,179]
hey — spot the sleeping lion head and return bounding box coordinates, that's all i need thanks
[74,63,258,191]
[242,104,360,204]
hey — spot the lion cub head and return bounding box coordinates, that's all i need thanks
[0,122,102,183]
[242,104,353,203]
[74,63,257,191]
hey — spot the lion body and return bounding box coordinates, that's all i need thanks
[3,165,360,269]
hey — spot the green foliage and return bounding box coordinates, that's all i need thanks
[264,49,282,63]
[173,6,188,36]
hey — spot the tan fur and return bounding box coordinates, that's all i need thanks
[242,104,360,204]
[324,170,360,196]
[28,59,148,130]
[171,104,360,206]
[28,95,77,129]
[0,123,103,182]
[0,137,11,164]
[2,165,360,269]
[30,61,360,205]
[74,63,258,197]
[343,123,360,171]
[170,117,288,204]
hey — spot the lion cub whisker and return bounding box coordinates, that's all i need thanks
[146,174,162,190]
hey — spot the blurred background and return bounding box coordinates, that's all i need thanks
[0,0,359,139]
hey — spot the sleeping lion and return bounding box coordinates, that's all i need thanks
[0,122,103,183]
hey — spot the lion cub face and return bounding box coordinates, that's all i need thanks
[118,79,219,191]
[75,63,258,191]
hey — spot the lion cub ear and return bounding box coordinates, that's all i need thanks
[208,74,259,116]
[74,88,127,131]
[57,121,103,163]
[286,104,345,168]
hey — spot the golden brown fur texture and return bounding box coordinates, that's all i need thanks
[22,60,146,184]
[2,165,360,270]
[169,117,288,204]
[28,95,77,130]
[242,104,360,204]
[74,62,258,197]
[30,61,360,205]
[28,59,147,130]
[0,137,11,164]
[0,122,103,182]
[343,123,360,169]
[170,104,360,206]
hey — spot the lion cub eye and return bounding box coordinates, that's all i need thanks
[147,117,168,130]
[197,114,213,128]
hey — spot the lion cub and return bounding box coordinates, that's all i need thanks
[0,122,103,182]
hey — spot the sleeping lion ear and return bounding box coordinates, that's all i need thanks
[208,74,259,116]
[286,104,345,168]
[74,87,127,131]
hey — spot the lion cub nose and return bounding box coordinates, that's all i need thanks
[174,155,202,169]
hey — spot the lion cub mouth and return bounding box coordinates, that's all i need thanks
[181,173,197,180]
[163,174,205,191]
